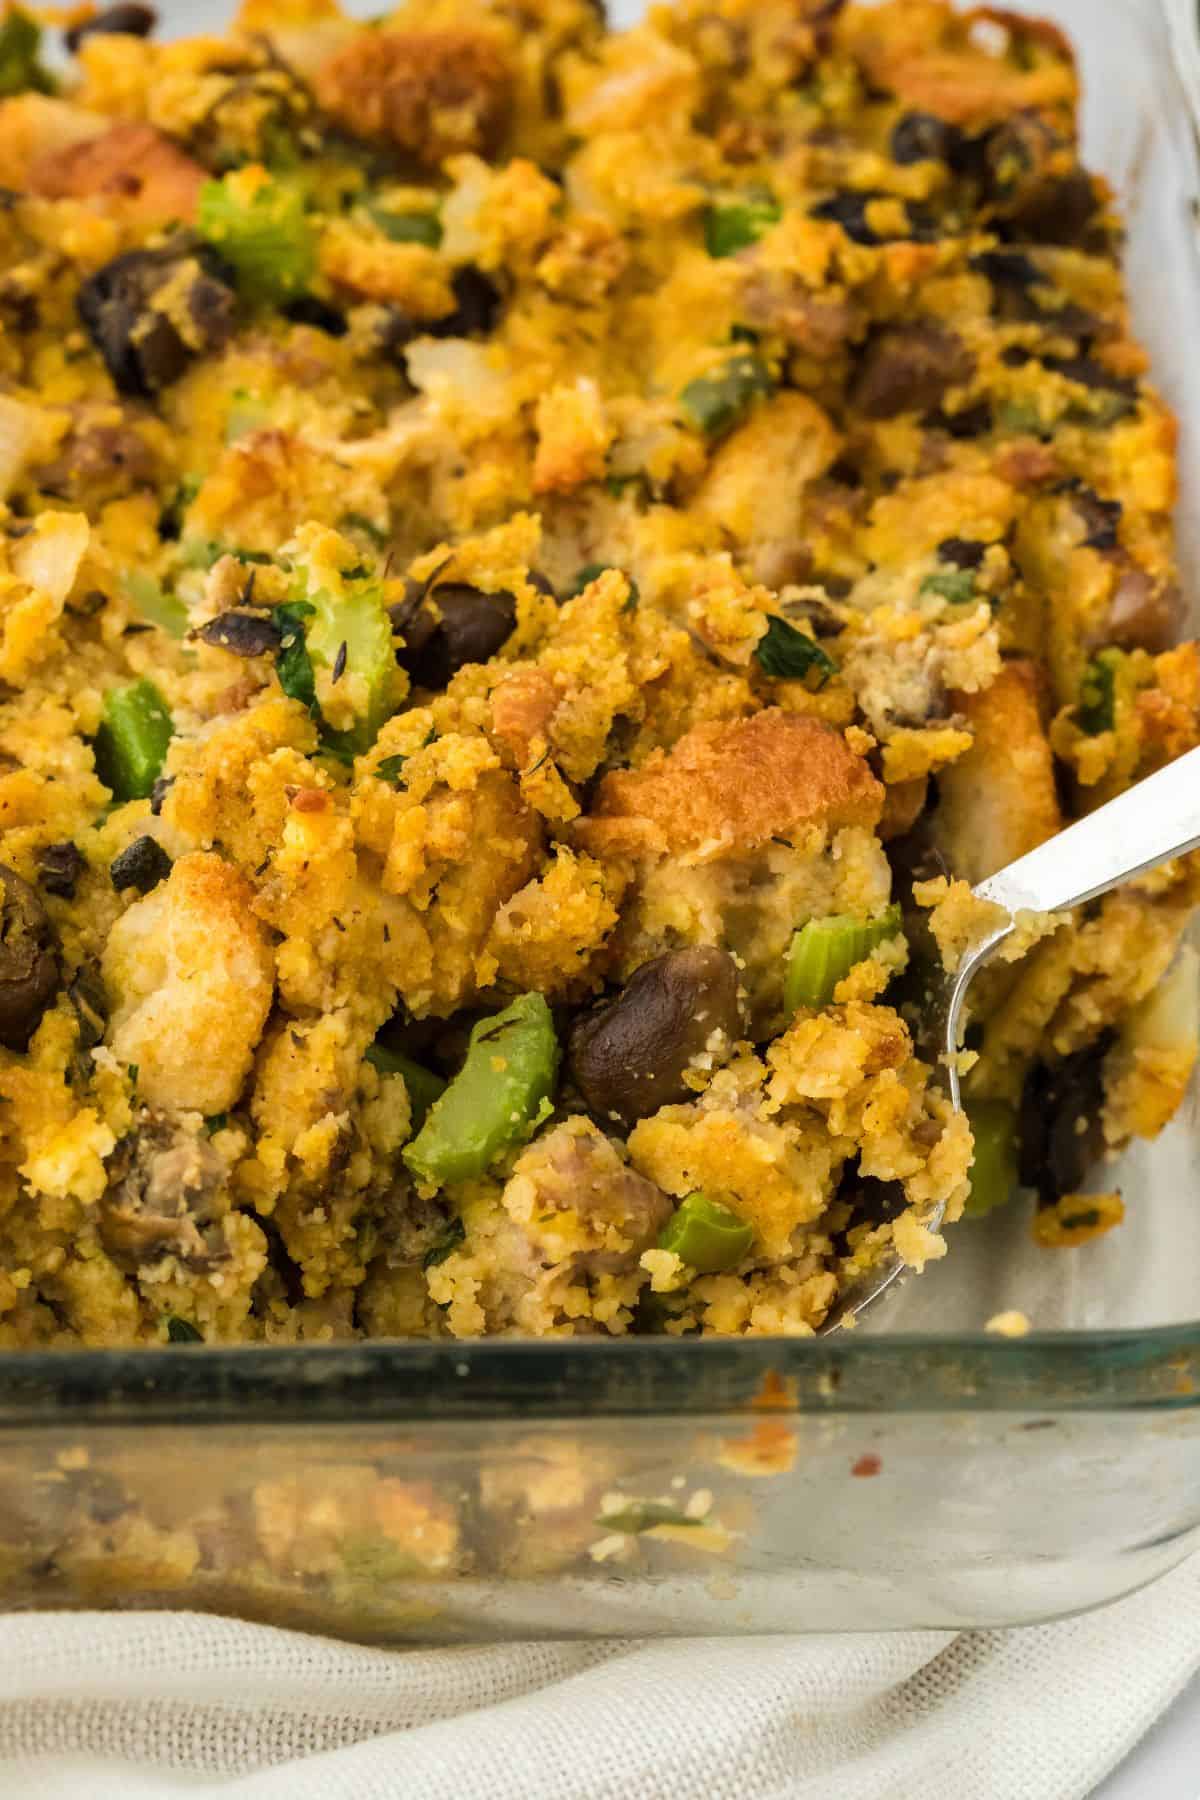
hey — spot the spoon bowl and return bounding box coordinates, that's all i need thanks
[823,742,1200,1331]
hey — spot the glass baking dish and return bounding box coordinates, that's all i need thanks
[3,0,1200,1642]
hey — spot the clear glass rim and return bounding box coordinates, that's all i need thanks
[1,1328,1198,1427]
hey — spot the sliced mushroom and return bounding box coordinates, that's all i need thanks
[0,864,59,1050]
[77,240,236,398]
[568,947,742,1128]
[100,1111,228,1270]
[394,583,516,690]
[853,321,974,420]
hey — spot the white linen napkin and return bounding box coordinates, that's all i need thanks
[0,1549,1196,1799]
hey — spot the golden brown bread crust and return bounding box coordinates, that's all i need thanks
[314,27,512,166]
[576,710,883,862]
[843,0,1077,128]
[27,122,206,226]
[934,659,1062,885]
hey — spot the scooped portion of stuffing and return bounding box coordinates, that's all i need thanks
[0,0,1193,1345]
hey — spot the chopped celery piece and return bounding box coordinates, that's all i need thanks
[198,174,316,305]
[1078,648,1122,735]
[403,993,559,1187]
[94,679,174,801]
[784,905,904,1013]
[920,569,976,605]
[224,387,269,444]
[368,204,442,247]
[963,1099,1019,1218]
[997,399,1044,437]
[126,570,187,639]
[596,1499,700,1533]
[304,576,396,753]
[754,616,838,687]
[0,8,53,97]
[704,193,780,258]
[365,1042,446,1132]
[679,353,774,437]
[658,1191,754,1273]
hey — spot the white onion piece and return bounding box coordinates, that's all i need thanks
[11,511,90,602]
[0,393,39,500]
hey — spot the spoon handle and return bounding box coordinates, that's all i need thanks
[975,742,1200,917]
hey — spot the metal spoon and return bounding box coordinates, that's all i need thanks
[825,743,1200,1331]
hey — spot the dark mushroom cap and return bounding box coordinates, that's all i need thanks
[568,947,742,1129]
[395,583,517,690]
[77,241,236,397]
[0,864,59,1051]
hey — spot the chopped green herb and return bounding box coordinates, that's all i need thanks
[658,1191,755,1273]
[368,204,443,248]
[271,600,317,712]
[165,1316,203,1343]
[127,1063,139,1085]
[1059,1207,1102,1231]
[1078,648,1122,735]
[198,174,316,305]
[784,905,904,1012]
[704,193,781,258]
[920,569,976,605]
[126,570,188,638]
[963,1099,1018,1217]
[729,323,759,345]
[679,353,774,437]
[374,753,409,785]
[342,512,389,549]
[597,1499,702,1534]
[422,1216,466,1268]
[566,563,640,606]
[179,540,272,572]
[0,8,53,97]
[203,1113,229,1136]
[94,679,174,802]
[754,615,838,687]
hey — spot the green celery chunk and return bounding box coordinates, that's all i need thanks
[679,353,774,437]
[365,1042,446,1132]
[920,569,976,605]
[0,8,53,96]
[997,399,1044,437]
[95,680,174,801]
[304,576,396,753]
[704,193,781,258]
[1078,648,1122,735]
[754,615,838,687]
[368,205,443,248]
[658,1191,754,1273]
[403,992,559,1187]
[126,570,188,639]
[963,1098,1019,1218]
[198,175,316,305]
[784,905,904,1013]
[596,1499,700,1533]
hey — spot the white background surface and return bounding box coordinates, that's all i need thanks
[1098,1671,1200,1798]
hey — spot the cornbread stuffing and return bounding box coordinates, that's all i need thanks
[0,0,1193,1352]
